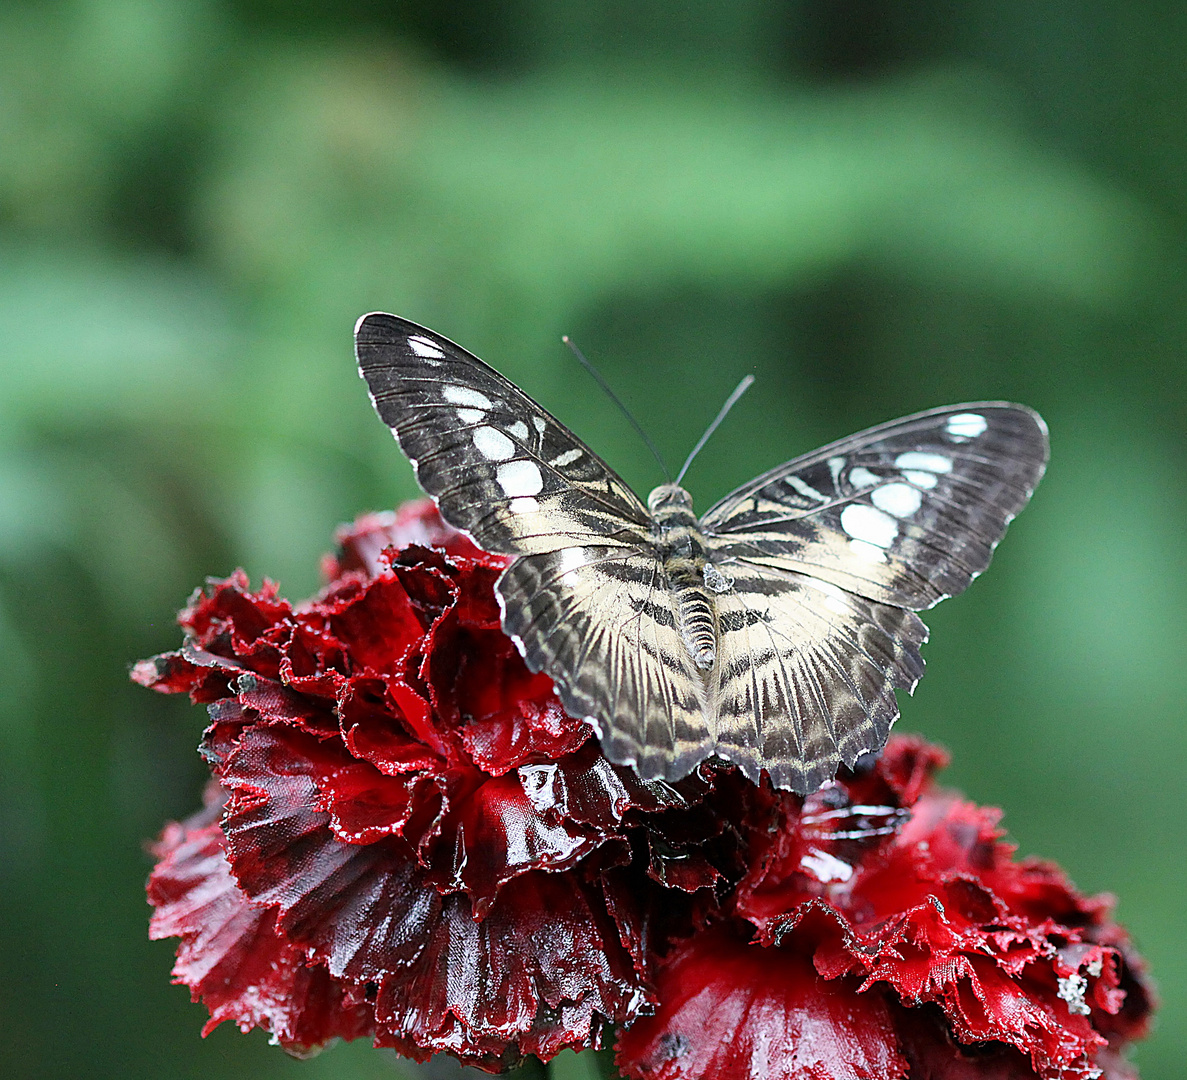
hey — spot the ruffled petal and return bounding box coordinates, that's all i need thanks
[375,872,650,1068]
[616,925,907,1080]
[147,796,373,1054]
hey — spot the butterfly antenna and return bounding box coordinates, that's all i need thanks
[562,335,672,482]
[675,374,756,486]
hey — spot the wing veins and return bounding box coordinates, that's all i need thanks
[730,563,903,676]
[728,586,806,758]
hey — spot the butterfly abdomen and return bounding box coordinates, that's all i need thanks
[648,484,720,672]
[673,576,716,671]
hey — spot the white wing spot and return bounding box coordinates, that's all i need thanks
[848,466,879,490]
[473,425,515,461]
[497,459,544,498]
[946,412,988,441]
[894,451,952,474]
[443,385,493,410]
[801,577,851,616]
[787,475,827,502]
[902,469,938,489]
[408,335,446,360]
[508,420,529,440]
[840,504,898,548]
[848,538,887,563]
[532,416,547,435]
[456,408,483,425]
[509,496,539,514]
[871,482,923,519]
[557,546,588,586]
[827,456,845,487]
[550,447,583,469]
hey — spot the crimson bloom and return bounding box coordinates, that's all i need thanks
[138,501,1152,1078]
[616,737,1152,1080]
[139,502,720,1065]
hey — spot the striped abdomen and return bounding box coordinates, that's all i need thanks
[673,576,716,670]
[647,484,719,672]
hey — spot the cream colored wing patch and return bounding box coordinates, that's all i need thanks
[497,544,713,782]
[708,559,927,792]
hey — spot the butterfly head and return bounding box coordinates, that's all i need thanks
[647,483,695,521]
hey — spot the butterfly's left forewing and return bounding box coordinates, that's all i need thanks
[702,404,1048,609]
[355,313,652,555]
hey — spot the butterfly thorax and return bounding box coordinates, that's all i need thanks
[647,484,722,673]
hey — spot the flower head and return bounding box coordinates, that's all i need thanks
[139,502,721,1065]
[140,501,1153,1077]
[616,737,1153,1080]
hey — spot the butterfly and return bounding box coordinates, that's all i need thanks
[355,313,1048,794]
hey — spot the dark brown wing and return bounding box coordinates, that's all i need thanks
[357,313,710,777]
[356,313,652,555]
[699,403,1047,792]
[702,403,1048,608]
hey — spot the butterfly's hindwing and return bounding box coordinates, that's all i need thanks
[356,313,651,556]
[702,404,1048,610]
[709,561,927,791]
[498,545,713,780]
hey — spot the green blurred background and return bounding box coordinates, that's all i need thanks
[1,2,1183,1077]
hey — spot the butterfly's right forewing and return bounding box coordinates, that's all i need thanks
[357,314,709,775]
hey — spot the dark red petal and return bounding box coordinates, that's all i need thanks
[279,618,351,698]
[327,501,497,580]
[616,925,908,1080]
[1085,929,1155,1044]
[147,803,373,1054]
[893,1003,1043,1080]
[218,726,445,983]
[462,696,590,774]
[337,675,445,774]
[194,671,339,768]
[869,735,950,807]
[183,574,293,658]
[436,770,608,916]
[131,652,201,695]
[317,576,425,675]
[518,742,695,828]
[643,833,723,893]
[451,560,507,628]
[375,872,649,1067]
[313,758,421,844]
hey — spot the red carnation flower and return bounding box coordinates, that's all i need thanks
[616,737,1152,1080]
[139,501,724,1066]
[139,500,1154,1078]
